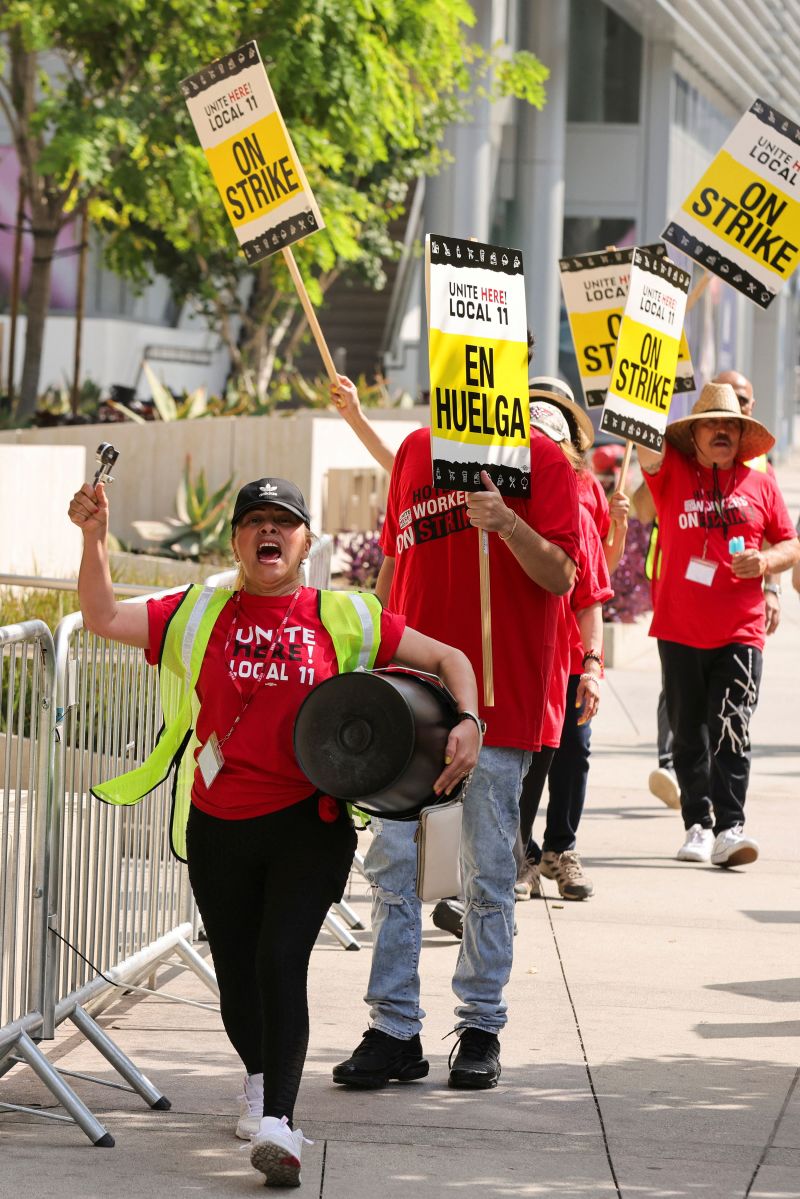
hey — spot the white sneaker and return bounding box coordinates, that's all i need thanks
[235,1072,263,1140]
[250,1115,311,1187]
[711,825,759,868]
[649,766,680,809]
[676,824,714,862]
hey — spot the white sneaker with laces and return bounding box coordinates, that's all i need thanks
[676,824,714,862]
[648,766,680,809]
[711,825,759,868]
[250,1115,312,1187]
[235,1071,263,1140]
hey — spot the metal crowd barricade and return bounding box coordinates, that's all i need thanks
[0,534,362,1146]
[1,601,218,1147]
[0,621,56,1094]
[39,600,218,1144]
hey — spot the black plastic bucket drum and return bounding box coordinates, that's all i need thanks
[293,669,459,819]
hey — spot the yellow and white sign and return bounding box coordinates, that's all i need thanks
[600,247,691,451]
[560,244,695,409]
[426,234,529,496]
[181,41,324,265]
[663,97,800,309]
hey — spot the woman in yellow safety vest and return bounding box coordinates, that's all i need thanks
[68,475,479,1189]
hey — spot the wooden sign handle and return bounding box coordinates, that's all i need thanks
[478,528,494,706]
[282,246,338,385]
[606,440,633,546]
[685,268,710,313]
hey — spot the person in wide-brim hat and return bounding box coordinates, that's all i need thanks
[529,376,594,452]
[665,382,774,462]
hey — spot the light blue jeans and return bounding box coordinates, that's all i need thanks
[363,746,530,1038]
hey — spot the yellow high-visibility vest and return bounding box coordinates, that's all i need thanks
[92,585,383,860]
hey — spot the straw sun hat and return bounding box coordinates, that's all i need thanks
[665,382,774,461]
[528,376,594,451]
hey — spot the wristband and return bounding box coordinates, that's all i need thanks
[457,710,487,743]
[764,582,781,596]
[582,649,603,667]
[579,673,601,685]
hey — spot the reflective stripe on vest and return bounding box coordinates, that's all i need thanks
[92,586,384,861]
[644,519,661,582]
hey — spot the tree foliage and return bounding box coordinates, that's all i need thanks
[0,0,549,414]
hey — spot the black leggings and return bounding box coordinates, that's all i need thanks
[186,796,356,1124]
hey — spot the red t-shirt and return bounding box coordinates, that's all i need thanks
[380,428,580,751]
[578,470,611,540]
[145,586,405,819]
[542,507,614,747]
[645,444,795,650]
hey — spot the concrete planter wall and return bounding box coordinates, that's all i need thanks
[602,616,653,669]
[0,409,424,554]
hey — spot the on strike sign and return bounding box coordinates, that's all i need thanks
[560,244,695,409]
[181,41,324,265]
[426,234,530,496]
[663,97,800,308]
[600,247,690,452]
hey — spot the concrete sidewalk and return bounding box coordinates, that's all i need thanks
[3,463,800,1199]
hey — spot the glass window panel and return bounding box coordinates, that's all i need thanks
[567,0,642,124]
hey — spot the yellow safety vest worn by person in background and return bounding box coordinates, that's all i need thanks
[92,585,384,860]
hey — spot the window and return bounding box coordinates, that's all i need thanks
[567,0,642,124]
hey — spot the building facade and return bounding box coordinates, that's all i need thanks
[385,0,800,452]
[2,2,798,444]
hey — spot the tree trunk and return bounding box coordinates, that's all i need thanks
[16,225,58,421]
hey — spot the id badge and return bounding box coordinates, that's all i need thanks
[685,556,718,587]
[198,732,225,789]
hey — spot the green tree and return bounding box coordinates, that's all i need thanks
[1,1,548,416]
[0,0,249,419]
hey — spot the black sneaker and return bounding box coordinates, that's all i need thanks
[332,1028,429,1089]
[448,1028,501,1090]
[431,898,464,939]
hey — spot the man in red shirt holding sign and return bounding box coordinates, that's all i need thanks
[638,382,799,868]
[332,376,580,1092]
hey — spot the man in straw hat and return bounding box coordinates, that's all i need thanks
[637,382,799,868]
[635,367,783,813]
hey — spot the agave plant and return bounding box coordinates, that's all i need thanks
[108,362,210,423]
[132,456,236,560]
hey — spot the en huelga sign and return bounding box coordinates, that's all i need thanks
[181,41,324,265]
[426,234,530,496]
[600,247,690,452]
[560,244,695,409]
[662,97,800,309]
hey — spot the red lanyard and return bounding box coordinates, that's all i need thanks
[218,587,302,751]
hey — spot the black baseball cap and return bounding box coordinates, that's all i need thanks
[232,478,311,528]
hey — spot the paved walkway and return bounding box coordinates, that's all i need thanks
[3,456,800,1199]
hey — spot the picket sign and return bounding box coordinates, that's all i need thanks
[603,249,693,545]
[426,233,530,706]
[610,266,707,504]
[181,40,336,385]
